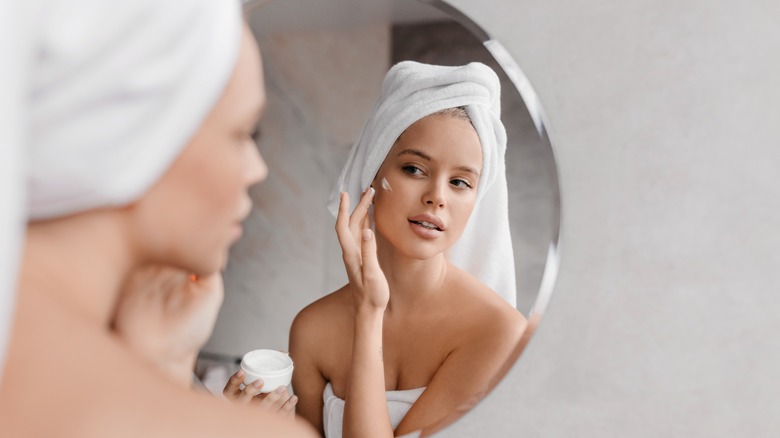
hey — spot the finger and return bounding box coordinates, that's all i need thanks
[280,395,298,416]
[249,391,269,406]
[222,370,246,398]
[361,229,382,282]
[336,192,361,269]
[349,187,375,231]
[268,386,292,411]
[239,378,264,403]
[258,386,282,408]
[335,192,353,251]
[190,272,224,299]
[360,208,369,232]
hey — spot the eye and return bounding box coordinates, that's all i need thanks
[450,178,473,189]
[402,165,425,176]
[251,127,262,142]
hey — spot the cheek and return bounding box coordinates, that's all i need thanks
[372,196,393,234]
[446,196,477,237]
[372,186,409,239]
[201,145,246,205]
[171,145,247,251]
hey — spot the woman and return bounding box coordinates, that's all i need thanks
[0,1,312,436]
[289,61,528,437]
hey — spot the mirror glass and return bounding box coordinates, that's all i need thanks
[199,0,560,434]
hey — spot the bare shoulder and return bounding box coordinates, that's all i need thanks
[289,285,353,349]
[290,286,353,332]
[1,290,316,438]
[445,265,527,348]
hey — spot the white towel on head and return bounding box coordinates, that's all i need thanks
[327,61,517,307]
[0,0,35,379]
[26,0,243,220]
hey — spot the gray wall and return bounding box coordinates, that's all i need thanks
[204,15,556,358]
[207,0,780,435]
[436,0,780,436]
[203,24,390,357]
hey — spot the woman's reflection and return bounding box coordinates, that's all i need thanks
[288,61,527,437]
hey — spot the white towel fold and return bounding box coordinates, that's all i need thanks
[26,0,242,220]
[322,382,425,438]
[328,61,517,306]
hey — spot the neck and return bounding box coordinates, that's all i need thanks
[19,210,135,328]
[375,233,447,315]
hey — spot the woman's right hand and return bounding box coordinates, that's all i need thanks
[336,188,390,312]
[223,369,298,417]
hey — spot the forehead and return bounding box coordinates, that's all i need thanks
[391,114,483,165]
[218,25,266,122]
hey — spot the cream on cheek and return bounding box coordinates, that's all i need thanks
[380,176,392,192]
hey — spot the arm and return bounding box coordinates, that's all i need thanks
[334,189,394,438]
[394,313,526,435]
[289,308,328,435]
[344,306,392,438]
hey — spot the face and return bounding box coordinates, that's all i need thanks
[130,24,268,275]
[372,114,483,260]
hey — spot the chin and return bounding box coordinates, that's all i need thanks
[396,240,448,261]
[186,247,228,276]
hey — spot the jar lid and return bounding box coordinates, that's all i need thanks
[240,349,294,376]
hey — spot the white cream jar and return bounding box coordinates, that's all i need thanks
[240,349,294,393]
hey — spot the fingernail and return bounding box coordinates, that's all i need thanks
[275,386,285,394]
[236,370,244,378]
[253,378,264,388]
[291,396,298,404]
[368,186,375,197]
[362,229,372,241]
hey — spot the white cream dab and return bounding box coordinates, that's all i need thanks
[381,177,392,192]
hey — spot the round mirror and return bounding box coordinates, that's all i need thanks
[199,0,560,434]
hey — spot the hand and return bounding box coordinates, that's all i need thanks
[111,265,225,387]
[335,188,389,311]
[223,369,297,417]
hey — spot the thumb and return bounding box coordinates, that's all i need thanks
[360,229,381,281]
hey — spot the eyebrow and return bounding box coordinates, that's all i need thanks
[397,148,432,161]
[397,148,481,177]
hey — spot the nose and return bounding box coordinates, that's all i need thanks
[423,178,446,208]
[246,138,268,186]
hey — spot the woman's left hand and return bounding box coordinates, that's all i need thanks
[335,188,389,311]
[223,370,298,417]
[111,266,224,387]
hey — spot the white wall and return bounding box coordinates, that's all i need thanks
[436,0,780,436]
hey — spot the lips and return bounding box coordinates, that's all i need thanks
[236,197,253,223]
[231,223,244,241]
[408,213,446,232]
